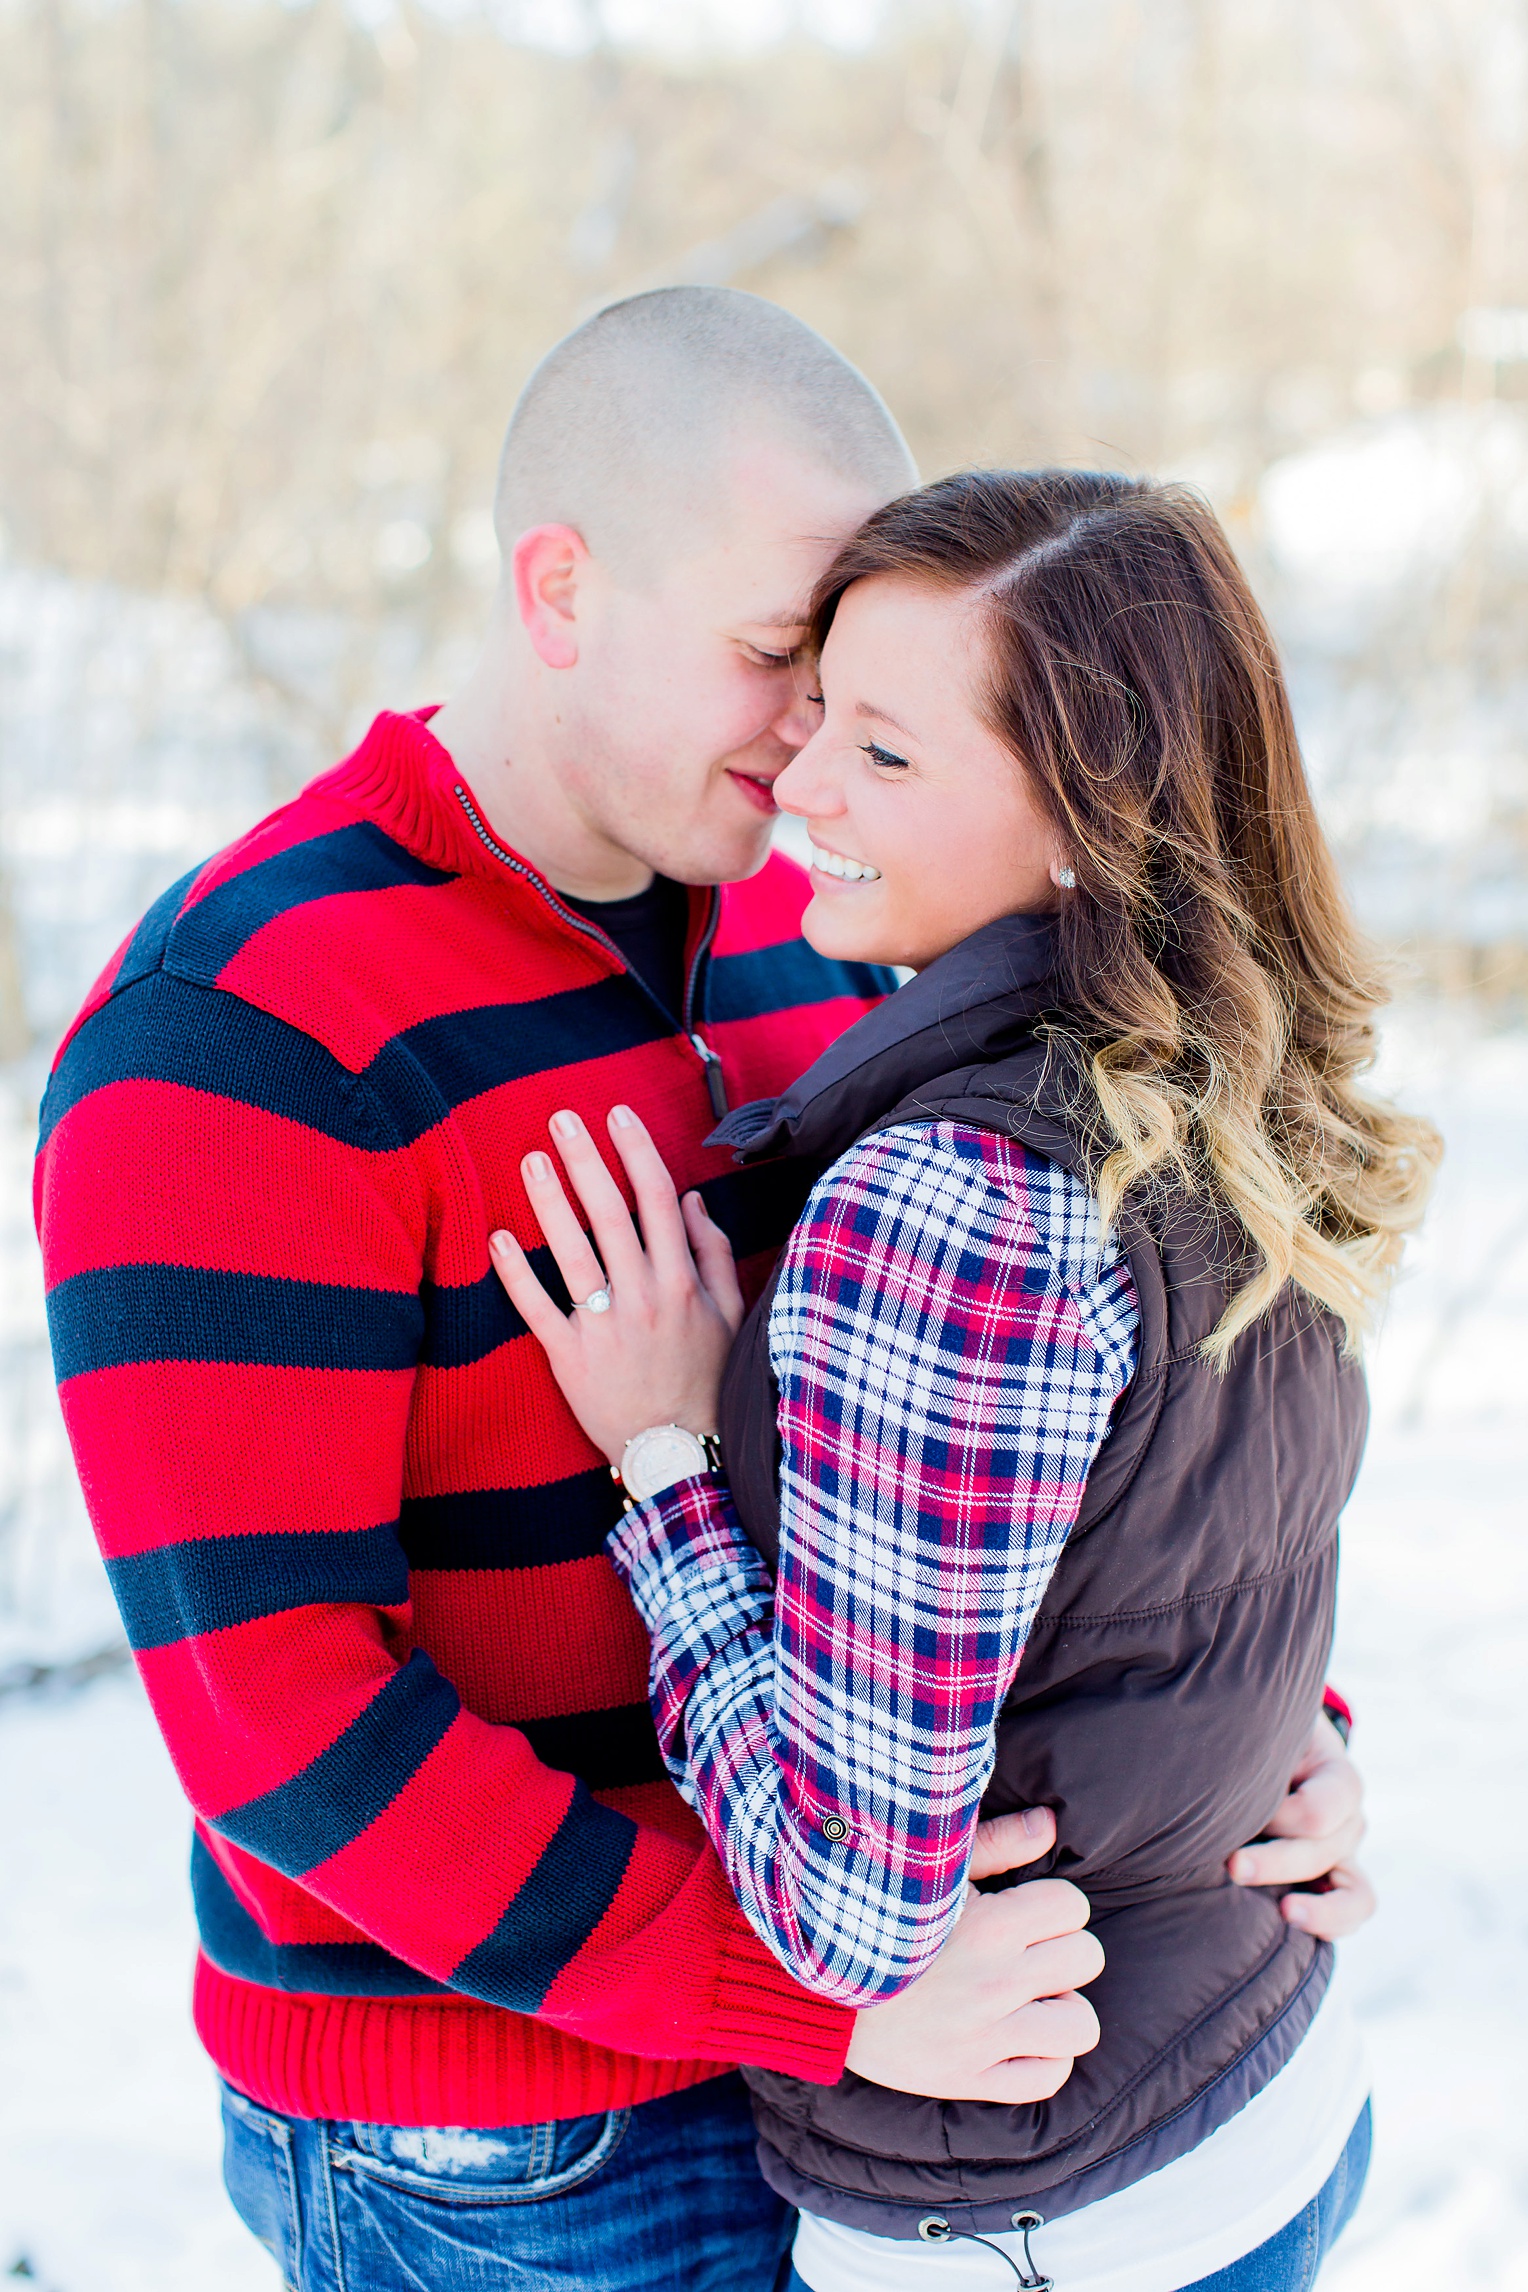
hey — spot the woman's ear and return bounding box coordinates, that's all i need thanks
[511,524,588,670]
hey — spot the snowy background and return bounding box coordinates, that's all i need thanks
[3,0,1527,2280]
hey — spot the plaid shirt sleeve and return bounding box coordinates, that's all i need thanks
[606,1121,1140,2006]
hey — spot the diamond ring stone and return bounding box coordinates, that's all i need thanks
[575,1286,612,1314]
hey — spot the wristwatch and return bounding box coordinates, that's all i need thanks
[614,1425,723,1505]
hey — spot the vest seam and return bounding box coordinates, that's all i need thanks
[1067,1200,1170,1538]
[973,1929,1321,2184]
[997,1935,1334,2201]
[1023,1542,1332,1633]
[1068,1358,1166,1538]
[1157,1316,1341,1372]
[760,1934,1328,2202]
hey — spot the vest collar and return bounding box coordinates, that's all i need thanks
[710,909,1060,1169]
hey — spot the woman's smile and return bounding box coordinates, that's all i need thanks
[808,839,882,882]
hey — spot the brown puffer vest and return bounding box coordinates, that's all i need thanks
[709,911,1369,2242]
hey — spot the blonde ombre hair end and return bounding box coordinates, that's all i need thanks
[809,470,1441,1363]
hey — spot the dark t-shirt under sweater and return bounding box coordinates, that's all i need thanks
[565,875,691,1024]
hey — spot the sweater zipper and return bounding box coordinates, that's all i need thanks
[452,783,728,1113]
[683,896,727,1118]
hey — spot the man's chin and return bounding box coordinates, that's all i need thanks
[661,820,778,888]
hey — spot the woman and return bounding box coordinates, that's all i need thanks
[489,471,1438,2291]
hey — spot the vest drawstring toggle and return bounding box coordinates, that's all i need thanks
[914,2211,1053,2290]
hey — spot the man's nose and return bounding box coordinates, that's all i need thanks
[771,728,841,822]
[771,680,821,752]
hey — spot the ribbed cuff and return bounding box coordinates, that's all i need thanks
[707,1918,854,2086]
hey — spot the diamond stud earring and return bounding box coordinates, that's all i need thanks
[1056,866,1077,890]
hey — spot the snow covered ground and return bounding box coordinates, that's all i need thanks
[1317,1009,1528,2292]
[0,1677,273,2291]
[0,998,1523,2290]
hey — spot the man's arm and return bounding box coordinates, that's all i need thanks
[36,971,853,2080]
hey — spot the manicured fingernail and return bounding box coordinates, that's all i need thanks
[525,1153,552,1181]
[490,1229,511,1252]
[550,1110,580,1141]
[1283,1897,1311,1928]
[610,1104,637,1128]
[1229,1852,1255,1884]
[1022,1807,1051,1837]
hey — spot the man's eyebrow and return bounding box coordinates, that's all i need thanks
[855,699,914,737]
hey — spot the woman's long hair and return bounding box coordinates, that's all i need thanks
[808,469,1440,1360]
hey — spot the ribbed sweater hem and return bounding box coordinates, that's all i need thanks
[195,1950,853,2127]
[196,1958,728,2126]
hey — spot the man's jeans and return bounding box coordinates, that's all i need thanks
[220,2072,792,2292]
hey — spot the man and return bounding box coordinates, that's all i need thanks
[36,289,1369,2290]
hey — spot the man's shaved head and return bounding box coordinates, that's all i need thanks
[494,286,916,577]
[430,290,915,900]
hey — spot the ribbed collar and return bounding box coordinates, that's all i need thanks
[709,909,1060,1168]
[319,708,541,884]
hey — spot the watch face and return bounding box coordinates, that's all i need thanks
[624,1426,707,1501]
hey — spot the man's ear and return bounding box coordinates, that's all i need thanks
[511,524,589,670]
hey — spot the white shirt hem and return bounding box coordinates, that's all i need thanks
[791,1964,1369,2292]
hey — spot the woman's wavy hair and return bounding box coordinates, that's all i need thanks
[808,469,1441,1361]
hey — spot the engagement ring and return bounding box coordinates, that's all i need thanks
[575,1287,612,1314]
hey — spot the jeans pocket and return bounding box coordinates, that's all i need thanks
[221,2083,302,2288]
[330,2108,631,2207]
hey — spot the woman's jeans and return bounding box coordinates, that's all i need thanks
[220,2070,793,2292]
[785,2103,1372,2292]
[1180,2106,1371,2292]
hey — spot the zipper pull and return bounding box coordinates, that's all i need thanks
[691,1032,729,1119]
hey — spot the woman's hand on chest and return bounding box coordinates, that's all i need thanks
[488,1103,743,1470]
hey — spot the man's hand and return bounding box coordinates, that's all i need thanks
[1228,1713,1376,1939]
[845,1808,1104,2104]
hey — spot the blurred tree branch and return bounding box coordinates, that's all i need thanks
[0,0,1522,738]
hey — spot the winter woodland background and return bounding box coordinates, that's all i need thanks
[1,0,1526,2284]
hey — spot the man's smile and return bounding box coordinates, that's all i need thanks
[726,768,783,813]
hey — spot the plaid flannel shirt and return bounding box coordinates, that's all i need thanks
[607,1121,1140,2006]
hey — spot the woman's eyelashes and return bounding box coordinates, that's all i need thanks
[861,740,910,771]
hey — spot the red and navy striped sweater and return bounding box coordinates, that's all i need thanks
[35,709,891,2127]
